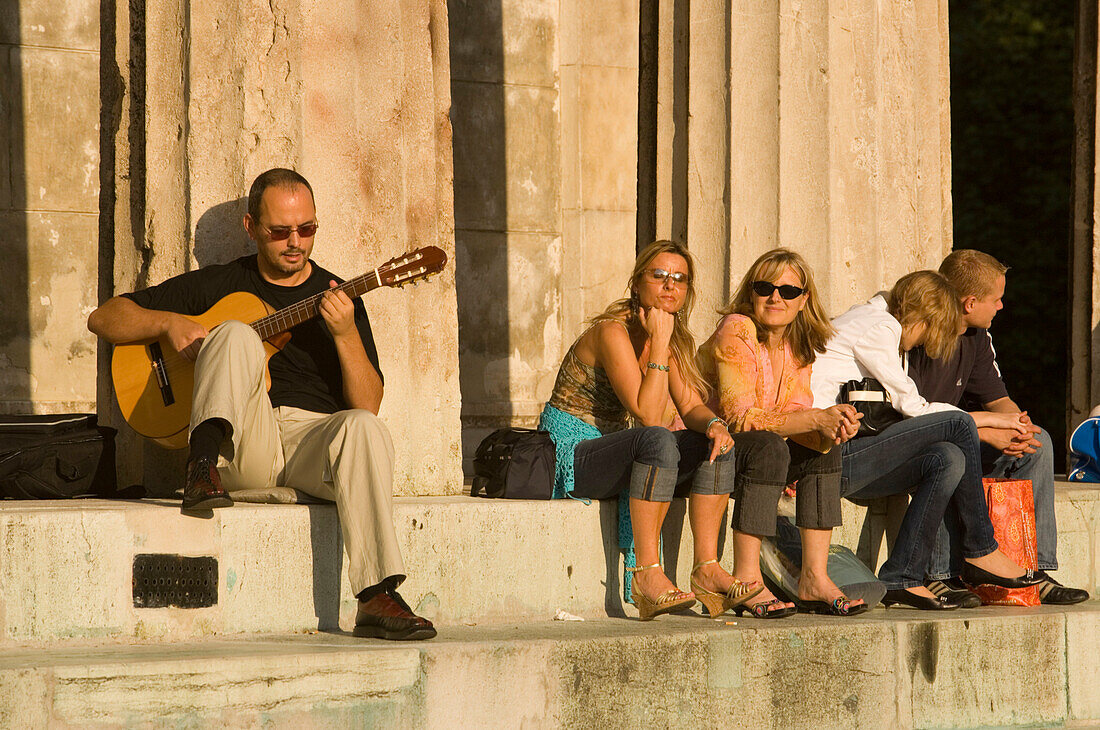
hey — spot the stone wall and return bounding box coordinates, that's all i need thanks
[450,0,641,468]
[0,1,101,415]
[103,0,463,495]
[666,0,955,339]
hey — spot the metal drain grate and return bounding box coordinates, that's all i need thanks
[132,554,218,608]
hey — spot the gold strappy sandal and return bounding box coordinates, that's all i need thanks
[627,563,696,621]
[689,559,765,617]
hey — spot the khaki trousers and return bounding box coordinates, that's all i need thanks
[191,319,405,594]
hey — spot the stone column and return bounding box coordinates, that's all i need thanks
[672,0,953,340]
[1070,0,1099,433]
[450,0,640,470]
[449,0,564,468]
[108,0,462,495]
[0,1,102,415]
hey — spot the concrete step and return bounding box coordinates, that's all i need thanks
[2,483,1098,644]
[2,603,1099,729]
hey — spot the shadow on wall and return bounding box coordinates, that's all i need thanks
[0,6,30,413]
[194,197,254,267]
[448,0,508,474]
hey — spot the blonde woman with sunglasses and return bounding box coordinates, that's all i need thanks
[698,249,868,617]
[538,240,772,620]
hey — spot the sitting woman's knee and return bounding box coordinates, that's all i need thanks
[631,426,680,468]
[922,441,965,488]
[741,430,790,469]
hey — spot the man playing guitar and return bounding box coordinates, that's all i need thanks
[88,168,436,641]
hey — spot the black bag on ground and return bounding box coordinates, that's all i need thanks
[839,377,903,437]
[0,414,119,499]
[471,428,555,499]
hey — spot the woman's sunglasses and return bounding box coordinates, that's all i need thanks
[751,281,805,300]
[644,268,691,286]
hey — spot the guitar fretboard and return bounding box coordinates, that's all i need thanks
[249,269,384,340]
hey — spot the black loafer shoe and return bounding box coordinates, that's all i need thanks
[882,588,959,611]
[926,579,982,609]
[961,563,1042,589]
[182,457,233,511]
[1036,572,1090,605]
[354,589,437,641]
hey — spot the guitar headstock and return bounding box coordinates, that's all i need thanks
[379,246,448,288]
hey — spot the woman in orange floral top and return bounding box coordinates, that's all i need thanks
[698,249,866,617]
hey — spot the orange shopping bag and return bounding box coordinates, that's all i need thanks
[969,478,1040,606]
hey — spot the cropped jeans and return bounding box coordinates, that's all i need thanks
[840,411,998,590]
[571,426,736,502]
[928,426,1058,578]
[572,428,790,536]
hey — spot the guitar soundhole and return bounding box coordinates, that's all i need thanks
[132,554,218,608]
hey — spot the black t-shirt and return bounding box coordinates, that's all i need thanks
[123,255,382,414]
[907,328,1009,410]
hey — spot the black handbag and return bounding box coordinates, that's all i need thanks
[839,378,903,437]
[0,414,119,499]
[471,428,556,499]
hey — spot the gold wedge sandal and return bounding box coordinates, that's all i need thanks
[627,563,696,621]
[689,559,765,617]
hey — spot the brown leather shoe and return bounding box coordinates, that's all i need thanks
[181,457,233,511]
[353,588,436,641]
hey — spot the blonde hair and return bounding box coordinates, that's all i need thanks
[886,271,962,360]
[721,248,833,367]
[590,240,708,398]
[939,249,1009,300]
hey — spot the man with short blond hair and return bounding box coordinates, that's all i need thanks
[907,249,1088,606]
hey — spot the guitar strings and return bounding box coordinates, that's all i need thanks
[250,259,409,338]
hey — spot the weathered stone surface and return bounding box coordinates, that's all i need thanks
[448,0,557,87]
[42,645,421,727]
[0,49,12,211]
[13,46,99,213]
[578,0,639,69]
[0,505,130,640]
[456,230,562,411]
[24,211,99,411]
[1067,605,1100,722]
[903,611,1067,728]
[0,0,99,50]
[1052,484,1100,594]
[578,65,638,212]
[452,82,560,233]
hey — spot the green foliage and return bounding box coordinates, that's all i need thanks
[950,0,1074,456]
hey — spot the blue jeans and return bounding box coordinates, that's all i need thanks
[928,427,1057,578]
[571,426,737,502]
[840,412,998,590]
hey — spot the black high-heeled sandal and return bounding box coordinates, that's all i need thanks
[961,563,1042,589]
[882,588,959,611]
[801,596,870,616]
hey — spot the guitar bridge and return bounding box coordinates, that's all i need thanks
[148,341,176,407]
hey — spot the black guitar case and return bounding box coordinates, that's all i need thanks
[0,414,121,499]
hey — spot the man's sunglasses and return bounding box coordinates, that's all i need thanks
[751,281,805,300]
[261,221,319,240]
[644,268,691,286]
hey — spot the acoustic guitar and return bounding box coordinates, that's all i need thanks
[111,246,447,449]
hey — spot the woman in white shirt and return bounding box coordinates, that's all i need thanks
[811,271,1040,609]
